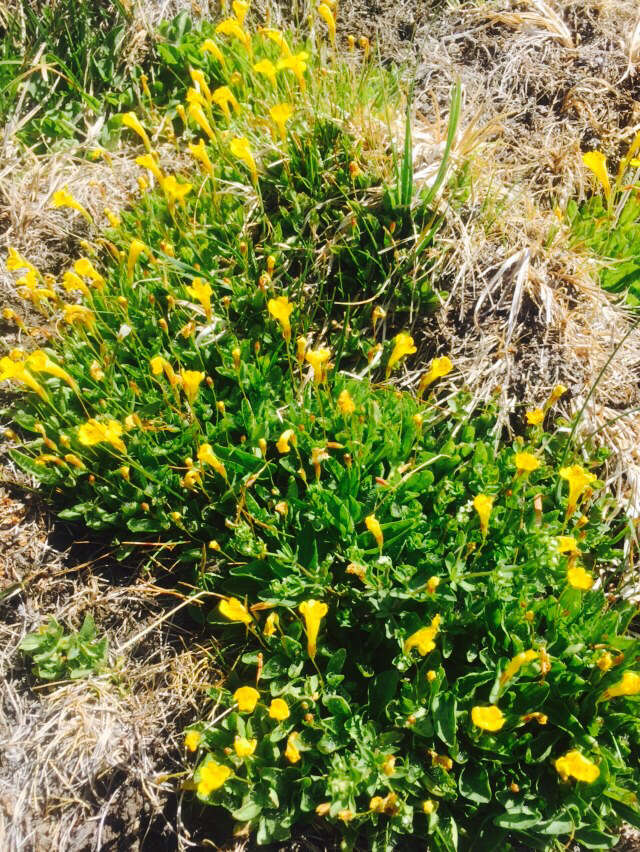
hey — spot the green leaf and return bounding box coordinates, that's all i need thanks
[432,691,457,748]
[232,800,262,821]
[458,764,491,804]
[493,811,542,830]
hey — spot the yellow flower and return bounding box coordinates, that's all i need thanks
[567,564,593,590]
[197,761,232,796]
[75,257,105,288]
[418,356,453,396]
[473,494,493,537]
[514,452,540,474]
[526,408,544,426]
[187,139,214,177]
[386,332,416,377]
[559,464,597,517]
[299,599,328,659]
[219,596,252,625]
[268,296,294,342]
[269,102,294,141]
[317,3,336,44]
[546,383,567,407]
[305,347,331,384]
[135,153,164,185]
[596,651,613,672]
[63,454,84,468]
[25,350,76,389]
[296,336,307,364]
[233,0,249,24]
[188,103,215,141]
[180,369,205,402]
[104,207,121,228]
[582,151,611,204]
[0,357,47,400]
[77,418,126,453]
[181,468,202,490]
[63,304,95,326]
[269,697,290,721]
[186,277,213,319]
[253,58,277,85]
[471,705,505,732]
[127,239,149,281]
[601,670,640,700]
[35,453,64,466]
[184,730,201,752]
[187,86,207,109]
[422,800,436,815]
[197,443,227,478]
[121,112,152,151]
[189,67,212,104]
[404,614,442,656]
[201,38,226,65]
[412,413,424,429]
[212,85,240,122]
[162,175,193,207]
[500,649,538,685]
[276,51,309,90]
[50,187,91,221]
[229,136,258,184]
[284,731,301,763]
[234,735,257,757]
[6,246,36,273]
[555,750,600,783]
[365,513,383,549]
[337,389,355,415]
[216,18,251,50]
[234,685,260,713]
[260,27,292,57]
[557,536,580,554]
[264,612,280,637]
[276,428,296,454]
[426,576,440,595]
[426,669,436,682]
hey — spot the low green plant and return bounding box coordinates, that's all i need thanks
[19,614,108,681]
[2,9,640,852]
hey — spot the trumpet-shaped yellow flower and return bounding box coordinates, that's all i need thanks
[269,102,294,141]
[567,563,594,591]
[197,443,227,478]
[50,187,91,221]
[582,151,611,205]
[365,514,383,549]
[260,27,292,57]
[317,3,336,44]
[184,730,201,752]
[219,596,252,624]
[515,451,540,474]
[263,612,279,637]
[305,347,331,384]
[269,697,290,720]
[473,494,493,537]
[212,85,240,122]
[186,86,207,109]
[559,464,597,517]
[201,38,226,65]
[417,355,453,396]
[121,112,152,151]
[186,277,213,318]
[6,246,36,273]
[426,576,440,595]
[63,304,95,326]
[296,336,307,364]
[197,761,232,796]
[135,153,164,184]
[232,0,249,25]
[216,18,251,50]
[500,649,538,685]
[0,356,47,400]
[25,350,76,389]
[180,369,205,402]
[299,599,328,659]
[75,257,105,288]
[77,418,126,453]
[234,735,257,757]
[187,139,214,177]
[104,208,121,228]
[601,670,640,700]
[229,136,257,184]
[253,58,277,85]
[546,383,567,407]
[276,428,296,454]
[276,51,309,90]
[127,239,149,280]
[471,705,505,732]
[162,175,193,207]
[188,103,215,141]
[526,408,544,426]
[337,389,355,415]
[284,731,301,763]
[35,454,64,466]
[386,332,416,377]
[181,468,202,490]
[189,68,212,103]
[268,295,293,341]
[233,685,260,712]
[557,535,580,554]
[404,614,442,656]
[555,750,599,783]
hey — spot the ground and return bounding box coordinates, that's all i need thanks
[1,0,640,849]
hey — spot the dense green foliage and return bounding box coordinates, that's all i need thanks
[19,614,108,680]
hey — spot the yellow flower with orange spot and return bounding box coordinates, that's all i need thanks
[219,596,252,625]
[386,332,416,377]
[284,731,301,763]
[404,614,441,656]
[555,750,600,783]
[471,705,505,732]
[268,296,293,341]
[305,347,331,384]
[601,670,640,700]
[559,464,597,517]
[365,513,383,549]
[276,428,296,454]
[473,494,493,537]
[263,612,279,637]
[500,649,538,685]
[299,599,328,659]
[180,369,205,402]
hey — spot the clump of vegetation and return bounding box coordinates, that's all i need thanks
[2,5,640,851]
[19,615,108,681]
